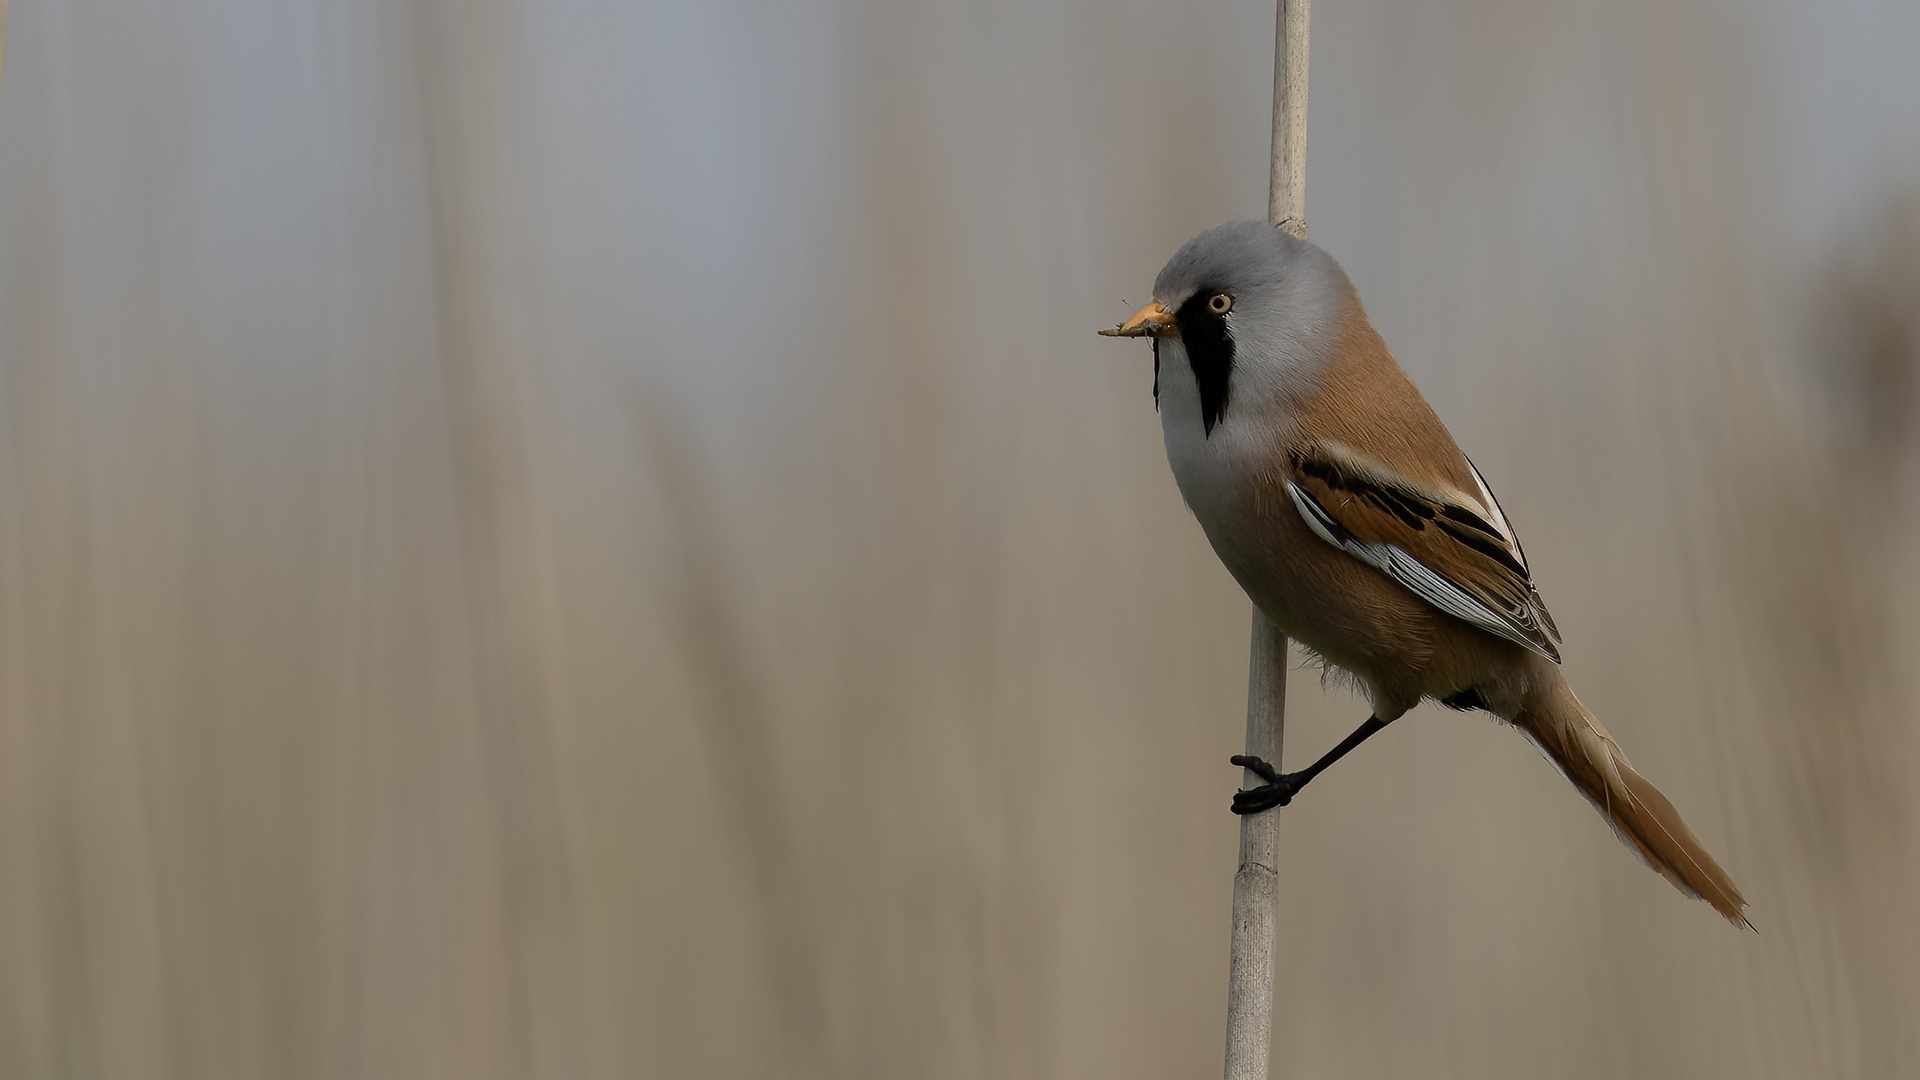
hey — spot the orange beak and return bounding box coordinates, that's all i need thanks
[1097,300,1177,338]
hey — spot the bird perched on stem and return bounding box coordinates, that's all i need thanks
[1100,220,1749,927]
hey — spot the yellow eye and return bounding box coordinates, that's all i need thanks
[1208,293,1233,314]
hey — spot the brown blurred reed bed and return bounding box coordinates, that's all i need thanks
[0,0,1915,1076]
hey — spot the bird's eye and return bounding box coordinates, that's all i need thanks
[1208,293,1233,314]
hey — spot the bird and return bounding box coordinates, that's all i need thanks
[1099,220,1749,926]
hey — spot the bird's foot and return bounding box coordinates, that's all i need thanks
[1229,755,1305,815]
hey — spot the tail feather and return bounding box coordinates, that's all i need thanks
[1520,700,1751,928]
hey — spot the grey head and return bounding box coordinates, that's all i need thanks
[1144,220,1353,437]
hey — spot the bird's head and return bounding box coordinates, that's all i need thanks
[1101,220,1351,437]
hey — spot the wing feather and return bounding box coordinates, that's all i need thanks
[1286,447,1562,662]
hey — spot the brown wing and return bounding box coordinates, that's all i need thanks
[1285,446,1562,662]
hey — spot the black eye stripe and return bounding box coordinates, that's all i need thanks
[1174,290,1235,437]
[1150,336,1160,410]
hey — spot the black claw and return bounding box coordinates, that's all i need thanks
[1229,755,1300,815]
[1228,714,1391,816]
[1229,754,1281,784]
[1230,786,1289,814]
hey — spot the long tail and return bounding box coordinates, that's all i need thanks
[1516,692,1750,928]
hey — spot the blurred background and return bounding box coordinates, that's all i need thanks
[1,0,1918,1076]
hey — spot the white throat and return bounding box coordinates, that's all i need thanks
[1155,336,1280,527]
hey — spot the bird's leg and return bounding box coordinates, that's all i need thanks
[1229,716,1390,815]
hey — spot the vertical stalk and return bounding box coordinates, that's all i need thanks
[1227,5,1306,1079]
[1268,0,1310,240]
[1224,611,1291,1080]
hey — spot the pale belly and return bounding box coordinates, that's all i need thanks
[1156,344,1451,708]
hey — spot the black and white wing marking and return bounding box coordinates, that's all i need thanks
[1285,447,1563,662]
